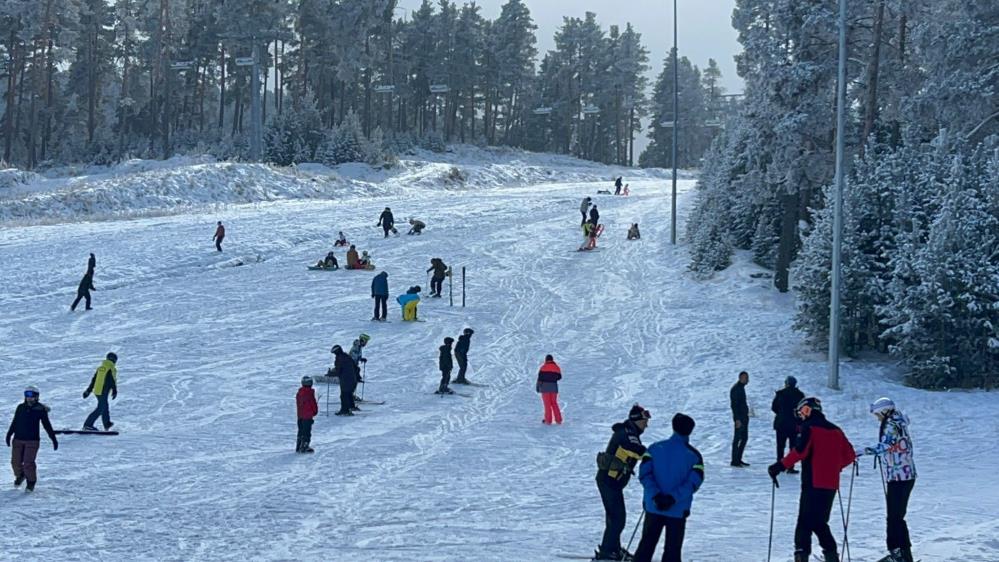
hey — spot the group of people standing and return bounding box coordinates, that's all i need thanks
[435,328,474,395]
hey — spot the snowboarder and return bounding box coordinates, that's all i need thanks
[627,224,641,240]
[594,404,651,561]
[316,251,338,270]
[377,207,397,237]
[633,413,703,562]
[614,177,623,195]
[453,328,474,384]
[427,258,449,298]
[580,197,592,225]
[87,252,96,273]
[296,376,318,453]
[730,371,750,467]
[407,218,426,235]
[82,352,118,431]
[589,204,600,226]
[6,386,58,492]
[70,268,96,311]
[397,286,421,321]
[213,221,225,252]
[535,355,563,425]
[855,398,917,562]
[334,231,349,247]
[436,337,455,394]
[330,345,358,416]
[772,376,805,469]
[346,245,360,269]
[768,397,856,562]
[371,272,389,321]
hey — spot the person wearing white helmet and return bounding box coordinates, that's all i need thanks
[6,386,58,492]
[856,398,917,562]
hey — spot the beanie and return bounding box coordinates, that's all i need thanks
[672,413,695,437]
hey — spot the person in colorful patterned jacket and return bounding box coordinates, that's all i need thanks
[633,413,704,562]
[82,352,118,431]
[594,404,651,561]
[855,398,916,562]
[295,376,318,453]
[535,355,563,425]
[768,397,856,562]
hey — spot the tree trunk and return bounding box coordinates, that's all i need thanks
[774,190,799,293]
[860,0,886,153]
[3,34,19,163]
[218,46,226,130]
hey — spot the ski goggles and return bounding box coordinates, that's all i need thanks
[24,390,39,398]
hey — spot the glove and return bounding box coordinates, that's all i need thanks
[111,391,118,400]
[734,420,742,429]
[768,462,784,487]
[653,493,676,511]
[360,358,367,363]
[5,435,10,447]
[52,439,58,451]
[83,391,90,399]
[864,447,876,456]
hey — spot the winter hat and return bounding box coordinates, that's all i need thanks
[106,352,118,363]
[672,413,696,437]
[785,376,797,388]
[628,404,652,422]
[545,354,554,362]
[444,337,454,345]
[870,397,895,416]
[301,376,313,387]
[463,328,474,335]
[359,334,371,343]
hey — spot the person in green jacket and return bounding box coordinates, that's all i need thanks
[83,352,119,431]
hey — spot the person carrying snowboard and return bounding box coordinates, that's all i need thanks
[768,397,856,562]
[377,207,397,237]
[70,268,96,311]
[436,337,455,395]
[407,218,426,235]
[82,352,118,431]
[427,258,449,298]
[730,370,750,467]
[633,413,703,562]
[334,231,349,247]
[397,286,421,321]
[855,398,917,562]
[330,345,358,416]
[213,221,225,252]
[580,197,592,226]
[371,272,389,321]
[772,376,805,470]
[594,404,651,561]
[296,376,318,453]
[535,355,563,425]
[6,386,58,492]
[453,328,474,384]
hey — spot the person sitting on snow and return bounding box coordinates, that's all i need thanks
[346,245,360,269]
[408,218,426,235]
[334,231,349,247]
[321,252,339,269]
[627,223,641,240]
[359,251,374,270]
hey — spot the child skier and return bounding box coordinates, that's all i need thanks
[436,337,455,395]
[453,328,474,384]
[296,376,318,453]
[6,386,58,492]
[595,404,651,561]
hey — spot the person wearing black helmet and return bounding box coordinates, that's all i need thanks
[436,337,455,394]
[6,386,58,492]
[772,376,805,469]
[83,352,118,431]
[331,345,358,416]
[377,207,397,238]
[453,328,474,384]
[594,404,651,561]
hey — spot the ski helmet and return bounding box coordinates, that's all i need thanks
[24,385,40,398]
[444,337,454,345]
[106,352,118,363]
[331,345,343,354]
[301,376,313,387]
[359,334,371,343]
[463,328,474,335]
[796,397,822,417]
[628,404,652,422]
[870,397,895,416]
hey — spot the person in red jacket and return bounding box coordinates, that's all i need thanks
[296,376,319,453]
[536,355,563,424]
[769,397,856,562]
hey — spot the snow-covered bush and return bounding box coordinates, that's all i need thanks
[264,95,324,166]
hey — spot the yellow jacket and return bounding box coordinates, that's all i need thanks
[90,360,118,396]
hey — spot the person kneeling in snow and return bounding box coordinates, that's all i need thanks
[296,376,318,453]
[408,218,426,235]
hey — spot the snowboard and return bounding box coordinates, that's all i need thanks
[53,429,119,435]
[307,266,339,271]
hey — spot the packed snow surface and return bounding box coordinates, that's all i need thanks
[0,153,996,561]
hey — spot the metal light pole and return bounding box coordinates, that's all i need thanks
[828,0,848,390]
[249,41,263,162]
[670,0,679,245]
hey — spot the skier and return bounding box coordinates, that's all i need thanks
[614,177,623,195]
[436,337,455,395]
[296,376,318,453]
[772,376,805,470]
[535,355,563,425]
[330,345,358,416]
[453,328,474,384]
[633,413,703,562]
[589,204,600,226]
[346,245,360,269]
[377,207,397,238]
[594,404,651,561]
[855,398,917,562]
[397,286,421,321]
[580,196,592,225]
[6,386,58,492]
[213,221,225,252]
[627,224,641,240]
[87,253,96,273]
[407,218,426,235]
[334,231,349,247]
[371,272,389,321]
[70,268,96,311]
[349,333,371,391]
[730,370,750,467]
[82,352,118,431]
[768,397,856,562]
[427,258,449,298]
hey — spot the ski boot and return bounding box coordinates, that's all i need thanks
[105,422,114,431]
[334,410,354,417]
[822,549,838,562]
[82,425,98,431]
[793,550,808,562]
[25,480,35,492]
[453,378,470,385]
[14,475,24,488]
[301,446,315,453]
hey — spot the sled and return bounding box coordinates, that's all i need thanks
[307,266,339,271]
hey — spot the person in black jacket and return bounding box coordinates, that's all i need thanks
[436,337,455,394]
[772,376,805,470]
[594,404,651,561]
[6,386,58,492]
[730,371,750,467]
[331,345,358,416]
[377,207,397,238]
[453,328,474,384]
[87,253,96,273]
[427,258,449,298]
[589,204,600,226]
[71,269,96,311]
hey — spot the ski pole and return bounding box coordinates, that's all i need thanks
[838,462,857,562]
[625,509,645,554]
[875,455,888,498]
[361,361,367,401]
[325,376,330,417]
[767,480,776,562]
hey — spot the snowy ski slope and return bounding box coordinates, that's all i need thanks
[1,159,997,561]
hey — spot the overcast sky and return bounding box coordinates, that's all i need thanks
[397,0,745,94]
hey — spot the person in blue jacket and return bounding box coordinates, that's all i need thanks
[633,413,704,562]
[371,271,389,321]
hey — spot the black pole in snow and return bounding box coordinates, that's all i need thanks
[462,266,466,308]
